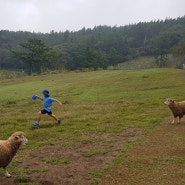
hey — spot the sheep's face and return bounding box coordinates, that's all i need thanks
[10,132,28,145]
[164,98,175,106]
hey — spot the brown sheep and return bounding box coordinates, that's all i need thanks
[0,131,28,177]
[164,98,185,124]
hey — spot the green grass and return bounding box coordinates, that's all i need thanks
[116,55,178,70]
[0,68,185,182]
[91,167,109,185]
[0,68,184,145]
[117,56,158,70]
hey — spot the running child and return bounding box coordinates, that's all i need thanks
[32,89,62,127]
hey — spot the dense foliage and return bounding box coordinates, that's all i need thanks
[11,39,54,75]
[0,16,185,73]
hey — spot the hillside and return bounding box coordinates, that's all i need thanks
[0,16,185,73]
[117,55,179,70]
[0,69,185,184]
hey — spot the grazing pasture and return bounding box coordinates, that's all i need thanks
[0,68,184,184]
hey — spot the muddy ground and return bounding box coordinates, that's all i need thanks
[0,128,143,185]
[100,117,185,185]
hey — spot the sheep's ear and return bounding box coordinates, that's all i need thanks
[15,135,20,139]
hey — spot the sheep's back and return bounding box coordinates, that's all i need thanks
[178,102,185,114]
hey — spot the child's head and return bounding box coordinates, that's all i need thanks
[42,89,50,97]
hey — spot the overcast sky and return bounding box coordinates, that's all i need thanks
[0,0,185,33]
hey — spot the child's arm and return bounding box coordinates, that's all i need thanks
[36,95,42,101]
[55,99,62,106]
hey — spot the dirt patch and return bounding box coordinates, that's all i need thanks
[0,128,143,185]
[100,117,185,185]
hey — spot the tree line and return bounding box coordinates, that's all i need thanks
[0,16,185,74]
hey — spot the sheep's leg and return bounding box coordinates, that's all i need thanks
[171,117,175,124]
[4,167,11,178]
[171,117,180,124]
[177,117,180,123]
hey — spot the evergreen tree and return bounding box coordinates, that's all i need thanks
[11,38,51,75]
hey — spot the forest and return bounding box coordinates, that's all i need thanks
[0,16,185,74]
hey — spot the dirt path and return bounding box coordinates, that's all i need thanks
[0,128,143,185]
[2,117,185,185]
[100,117,185,185]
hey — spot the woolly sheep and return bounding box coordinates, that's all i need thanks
[164,98,185,124]
[0,131,28,177]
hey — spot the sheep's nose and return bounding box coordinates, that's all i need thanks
[23,139,28,145]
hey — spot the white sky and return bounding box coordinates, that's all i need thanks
[0,0,185,33]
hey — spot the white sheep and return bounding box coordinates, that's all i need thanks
[0,131,28,177]
[164,98,185,124]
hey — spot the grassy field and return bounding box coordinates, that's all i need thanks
[116,55,179,70]
[0,68,185,184]
[117,56,158,69]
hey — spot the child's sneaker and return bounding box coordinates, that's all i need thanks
[57,119,61,125]
[32,122,39,127]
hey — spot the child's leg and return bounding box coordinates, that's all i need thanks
[49,113,58,121]
[37,111,42,123]
[48,111,61,124]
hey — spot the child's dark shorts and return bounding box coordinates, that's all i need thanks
[41,109,52,115]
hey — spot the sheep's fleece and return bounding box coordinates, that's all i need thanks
[164,98,185,124]
[0,131,28,177]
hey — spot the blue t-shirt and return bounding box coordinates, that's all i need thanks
[42,97,56,112]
